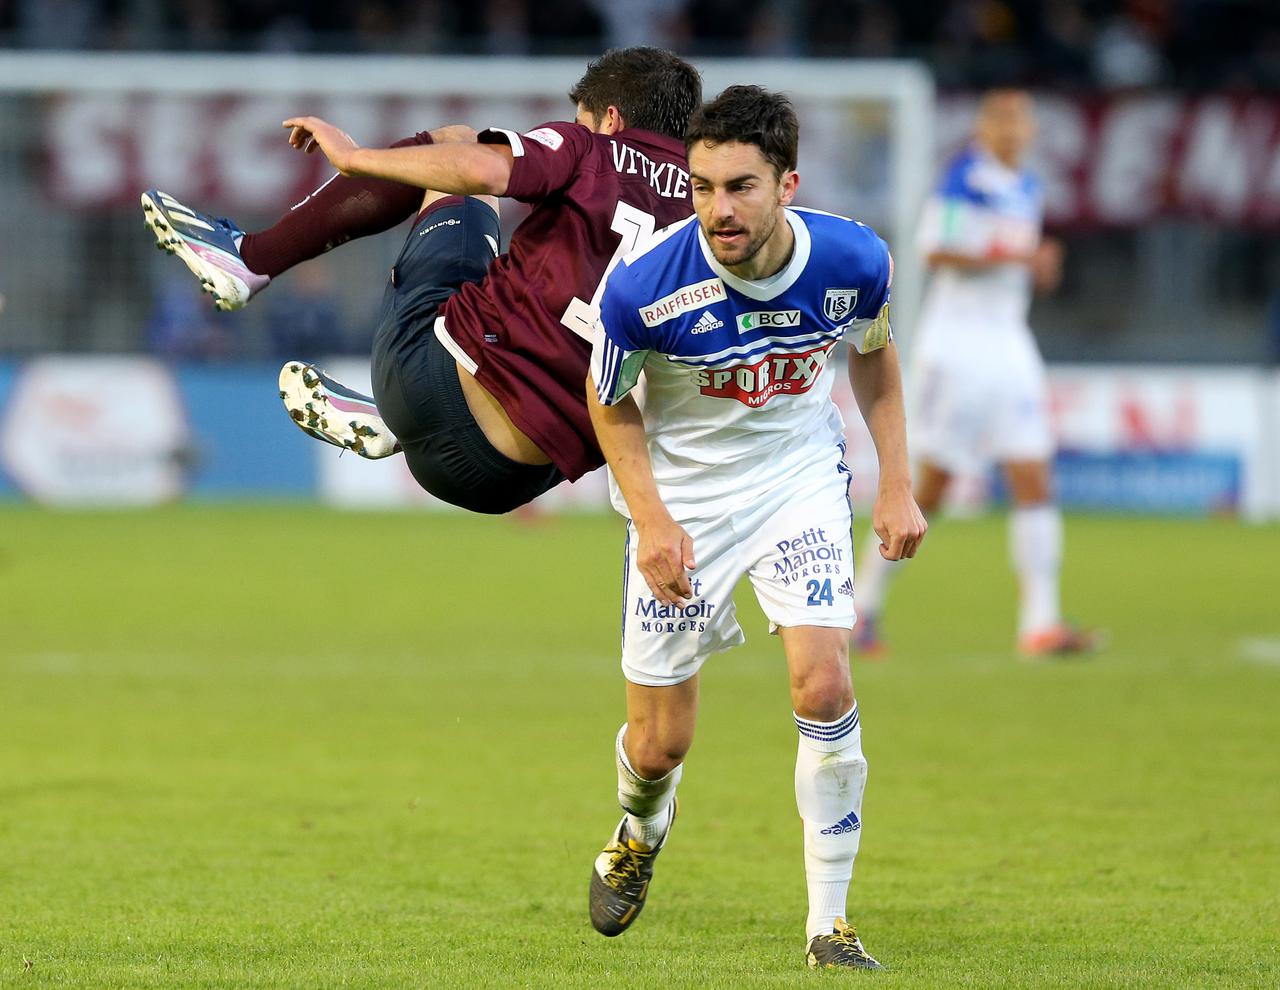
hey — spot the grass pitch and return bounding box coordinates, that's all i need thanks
[2,507,1278,988]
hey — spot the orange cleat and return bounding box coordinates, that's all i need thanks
[1018,623,1104,660]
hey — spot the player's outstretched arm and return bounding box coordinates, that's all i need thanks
[848,342,928,561]
[586,378,695,606]
[282,116,513,196]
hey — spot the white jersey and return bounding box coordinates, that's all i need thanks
[915,144,1044,351]
[591,208,893,520]
[909,147,1054,472]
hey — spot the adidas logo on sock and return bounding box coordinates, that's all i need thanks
[690,310,725,334]
[820,811,861,835]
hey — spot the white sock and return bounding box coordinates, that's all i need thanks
[794,704,867,940]
[615,724,680,849]
[1009,503,1063,636]
[855,534,905,617]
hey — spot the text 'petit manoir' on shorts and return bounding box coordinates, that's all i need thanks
[619,467,856,687]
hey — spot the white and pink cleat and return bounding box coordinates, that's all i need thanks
[278,362,401,459]
[141,189,270,312]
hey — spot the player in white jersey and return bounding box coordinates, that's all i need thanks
[584,86,927,970]
[855,89,1097,660]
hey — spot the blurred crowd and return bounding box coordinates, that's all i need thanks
[144,258,361,361]
[1,0,1277,89]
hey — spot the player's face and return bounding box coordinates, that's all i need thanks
[976,91,1036,166]
[689,140,798,273]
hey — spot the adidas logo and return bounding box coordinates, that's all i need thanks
[837,578,854,598]
[820,811,861,835]
[690,310,725,334]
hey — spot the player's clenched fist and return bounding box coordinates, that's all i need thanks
[873,484,928,561]
[282,117,361,175]
[635,516,697,606]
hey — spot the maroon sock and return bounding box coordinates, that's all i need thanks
[238,130,434,279]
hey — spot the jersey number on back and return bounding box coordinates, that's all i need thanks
[559,202,656,341]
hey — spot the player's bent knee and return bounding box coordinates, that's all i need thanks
[791,668,855,723]
[627,735,690,779]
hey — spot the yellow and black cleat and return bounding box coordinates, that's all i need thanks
[806,918,883,970]
[588,800,676,937]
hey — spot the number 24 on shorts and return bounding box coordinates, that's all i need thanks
[806,579,834,606]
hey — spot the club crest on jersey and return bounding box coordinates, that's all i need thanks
[692,343,834,408]
[823,288,859,322]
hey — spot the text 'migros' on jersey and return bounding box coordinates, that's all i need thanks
[590,207,893,518]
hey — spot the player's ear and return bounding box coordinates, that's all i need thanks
[778,169,799,206]
[601,105,624,135]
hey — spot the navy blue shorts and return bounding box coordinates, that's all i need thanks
[369,197,564,514]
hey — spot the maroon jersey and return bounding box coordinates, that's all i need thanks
[434,121,692,481]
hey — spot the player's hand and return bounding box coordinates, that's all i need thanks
[872,482,927,561]
[635,514,697,606]
[1030,237,1064,293]
[282,116,361,174]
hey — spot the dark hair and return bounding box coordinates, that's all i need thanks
[569,47,702,140]
[684,85,799,177]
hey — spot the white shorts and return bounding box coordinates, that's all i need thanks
[619,467,856,688]
[910,331,1053,475]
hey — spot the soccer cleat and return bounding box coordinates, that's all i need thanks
[141,189,269,311]
[852,615,888,660]
[278,362,401,459]
[589,800,676,937]
[806,918,883,970]
[1018,623,1104,660]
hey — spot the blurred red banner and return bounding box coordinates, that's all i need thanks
[42,90,1280,227]
[937,91,1280,228]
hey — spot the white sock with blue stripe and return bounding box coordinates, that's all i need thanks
[794,703,867,940]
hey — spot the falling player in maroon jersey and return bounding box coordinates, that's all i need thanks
[141,48,701,513]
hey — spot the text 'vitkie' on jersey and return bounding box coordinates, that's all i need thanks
[591,208,893,518]
[433,121,692,481]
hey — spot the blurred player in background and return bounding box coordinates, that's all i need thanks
[854,89,1097,659]
[141,47,700,513]
[585,86,926,970]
